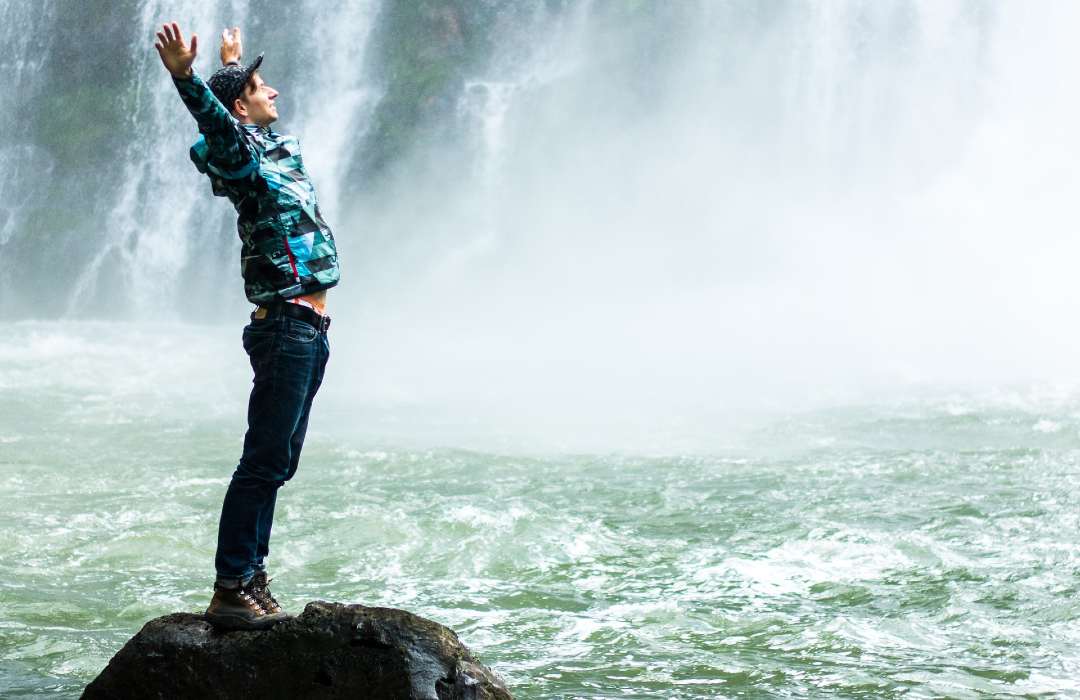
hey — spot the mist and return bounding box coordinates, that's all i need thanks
[324,1,1080,446]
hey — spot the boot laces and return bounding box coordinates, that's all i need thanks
[237,586,266,616]
[251,577,281,610]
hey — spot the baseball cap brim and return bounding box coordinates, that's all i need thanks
[243,53,264,82]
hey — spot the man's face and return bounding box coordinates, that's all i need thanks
[235,72,278,127]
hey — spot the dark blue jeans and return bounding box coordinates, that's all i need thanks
[215,312,330,584]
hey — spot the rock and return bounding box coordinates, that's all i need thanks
[82,601,513,700]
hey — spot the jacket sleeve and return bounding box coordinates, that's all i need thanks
[172,72,258,179]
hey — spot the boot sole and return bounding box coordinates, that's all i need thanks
[204,609,288,631]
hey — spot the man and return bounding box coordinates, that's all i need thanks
[155,22,340,630]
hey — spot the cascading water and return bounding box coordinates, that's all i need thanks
[0,2,58,305]
[289,0,381,220]
[453,2,593,281]
[3,2,1080,698]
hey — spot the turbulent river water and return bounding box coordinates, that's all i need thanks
[2,322,1079,698]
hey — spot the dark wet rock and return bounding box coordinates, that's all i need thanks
[82,601,513,700]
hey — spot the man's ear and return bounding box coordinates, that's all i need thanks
[233,97,247,117]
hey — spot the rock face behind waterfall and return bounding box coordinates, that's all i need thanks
[81,601,513,700]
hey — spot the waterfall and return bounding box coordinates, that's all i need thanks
[4,0,1080,404]
[0,1,58,305]
[290,0,381,223]
[452,1,594,275]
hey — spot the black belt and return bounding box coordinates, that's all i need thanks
[253,301,331,333]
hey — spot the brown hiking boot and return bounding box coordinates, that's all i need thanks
[248,571,288,617]
[205,581,287,631]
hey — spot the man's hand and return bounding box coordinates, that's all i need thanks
[220,27,243,66]
[155,22,198,79]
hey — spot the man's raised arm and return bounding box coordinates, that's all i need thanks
[155,22,256,179]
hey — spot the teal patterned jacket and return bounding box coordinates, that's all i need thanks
[171,72,340,305]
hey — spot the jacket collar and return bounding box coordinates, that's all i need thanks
[241,122,278,139]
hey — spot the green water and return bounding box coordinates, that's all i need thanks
[2,323,1079,698]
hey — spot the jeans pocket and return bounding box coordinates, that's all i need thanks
[283,318,318,344]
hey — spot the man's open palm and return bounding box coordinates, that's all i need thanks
[221,27,243,66]
[155,22,198,79]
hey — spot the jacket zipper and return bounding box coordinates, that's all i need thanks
[283,234,300,282]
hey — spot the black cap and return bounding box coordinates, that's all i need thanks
[208,53,264,111]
